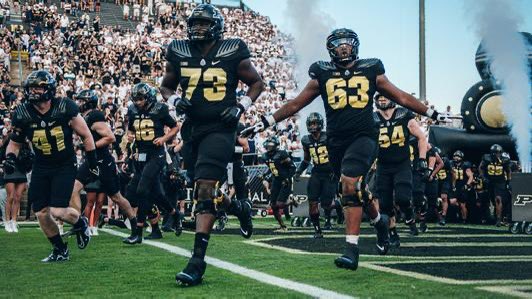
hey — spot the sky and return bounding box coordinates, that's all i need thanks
[241,0,532,112]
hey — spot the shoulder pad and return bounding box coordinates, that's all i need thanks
[319,132,327,143]
[52,98,78,119]
[215,38,243,58]
[14,104,32,122]
[149,102,167,115]
[128,103,138,115]
[463,161,472,169]
[395,107,413,120]
[482,154,491,162]
[88,110,106,122]
[355,58,385,76]
[301,135,310,147]
[501,156,510,163]
[166,40,192,60]
[316,61,336,71]
[373,111,381,123]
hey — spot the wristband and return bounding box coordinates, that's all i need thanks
[239,96,252,110]
[265,114,276,126]
[168,94,179,105]
[235,146,244,154]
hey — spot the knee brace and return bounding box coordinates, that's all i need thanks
[193,181,222,216]
[340,176,367,207]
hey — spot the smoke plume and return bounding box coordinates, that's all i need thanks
[466,0,532,170]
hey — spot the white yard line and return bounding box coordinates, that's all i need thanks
[101,228,355,299]
[476,286,532,298]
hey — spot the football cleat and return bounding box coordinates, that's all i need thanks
[334,244,359,270]
[438,218,446,226]
[389,230,401,248]
[123,234,143,244]
[323,220,332,230]
[313,231,324,239]
[42,247,70,263]
[237,200,253,239]
[97,214,106,228]
[419,221,428,233]
[374,214,390,255]
[274,226,288,233]
[407,221,419,236]
[75,216,91,249]
[174,213,184,237]
[144,229,163,240]
[336,212,345,225]
[176,257,207,287]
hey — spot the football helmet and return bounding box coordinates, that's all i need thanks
[75,89,99,113]
[187,4,224,41]
[326,28,360,65]
[374,92,396,110]
[453,150,464,162]
[131,82,156,110]
[306,112,324,133]
[263,136,279,153]
[24,70,57,104]
[490,144,503,158]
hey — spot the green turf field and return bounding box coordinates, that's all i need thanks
[1,218,531,298]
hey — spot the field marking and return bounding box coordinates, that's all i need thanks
[359,262,532,285]
[250,234,532,241]
[476,285,532,298]
[101,229,355,299]
[399,242,532,247]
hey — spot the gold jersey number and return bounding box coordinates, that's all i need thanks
[133,119,155,141]
[309,145,329,165]
[181,68,227,102]
[378,126,406,148]
[454,168,464,180]
[268,162,279,177]
[32,126,65,155]
[487,164,503,176]
[437,169,447,180]
[325,76,370,110]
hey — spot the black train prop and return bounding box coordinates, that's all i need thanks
[429,31,531,163]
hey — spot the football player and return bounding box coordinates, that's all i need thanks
[242,28,444,270]
[5,70,95,262]
[295,112,336,238]
[433,146,453,226]
[373,94,425,250]
[262,136,297,231]
[420,144,444,231]
[479,144,511,226]
[69,89,139,240]
[449,150,474,223]
[123,83,181,244]
[160,4,263,286]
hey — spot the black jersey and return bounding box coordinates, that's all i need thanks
[11,98,79,168]
[262,149,295,180]
[127,102,177,154]
[374,107,414,165]
[437,157,453,182]
[301,132,332,174]
[165,38,250,136]
[452,160,472,185]
[481,154,510,182]
[84,110,110,157]
[308,58,384,139]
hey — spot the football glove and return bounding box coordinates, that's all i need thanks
[240,114,276,138]
[3,153,17,175]
[220,104,244,125]
[173,96,192,115]
[85,150,100,182]
[294,172,301,182]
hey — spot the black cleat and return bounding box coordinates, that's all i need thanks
[144,229,163,240]
[162,213,175,232]
[42,247,70,263]
[323,220,332,230]
[336,213,345,225]
[176,257,207,287]
[407,221,419,236]
[374,215,390,255]
[439,218,446,226]
[174,213,184,237]
[313,231,324,239]
[123,234,143,244]
[214,214,227,232]
[237,200,253,239]
[419,221,428,233]
[97,214,106,229]
[334,244,359,270]
[389,230,401,248]
[75,216,91,249]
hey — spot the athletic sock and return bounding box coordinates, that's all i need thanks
[129,217,137,234]
[48,234,67,250]
[310,213,321,233]
[324,209,332,223]
[73,216,85,229]
[151,222,160,232]
[192,232,210,260]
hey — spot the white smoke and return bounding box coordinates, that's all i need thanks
[284,0,335,135]
[466,0,532,169]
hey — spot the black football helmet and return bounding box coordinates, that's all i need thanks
[374,92,396,110]
[453,150,464,162]
[75,89,99,113]
[24,70,57,104]
[131,82,156,109]
[490,144,503,158]
[306,112,324,133]
[263,136,279,153]
[432,146,442,156]
[187,4,224,41]
[326,28,360,65]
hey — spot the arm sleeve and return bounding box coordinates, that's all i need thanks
[308,62,321,80]
[10,112,27,143]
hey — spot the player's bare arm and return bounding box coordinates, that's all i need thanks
[273,79,320,123]
[91,121,116,149]
[71,114,96,152]
[237,58,264,102]
[407,118,428,159]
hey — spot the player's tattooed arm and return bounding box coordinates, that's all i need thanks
[160,62,180,100]
[92,121,116,149]
[407,118,428,159]
[432,152,444,179]
[71,114,96,152]
[273,79,320,123]
[237,58,264,102]
[466,167,475,186]
[376,74,431,117]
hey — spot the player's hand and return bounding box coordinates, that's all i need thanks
[220,104,244,125]
[3,153,17,175]
[294,173,301,182]
[174,96,192,115]
[282,178,291,187]
[240,114,275,138]
[426,109,448,123]
[153,137,165,147]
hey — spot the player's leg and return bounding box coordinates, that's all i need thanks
[493,182,505,226]
[4,182,14,232]
[439,180,450,225]
[269,179,285,228]
[231,160,253,238]
[83,191,97,233]
[405,168,420,235]
[307,173,322,237]
[333,135,377,271]
[176,132,235,286]
[375,168,394,252]
[90,192,106,236]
